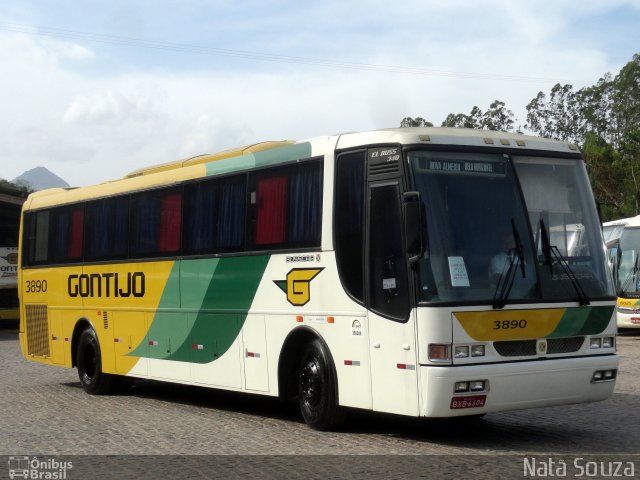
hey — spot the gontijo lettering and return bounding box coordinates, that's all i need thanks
[68,272,145,298]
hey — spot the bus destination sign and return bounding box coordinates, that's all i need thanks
[425,159,506,176]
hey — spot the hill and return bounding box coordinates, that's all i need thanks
[12,167,70,191]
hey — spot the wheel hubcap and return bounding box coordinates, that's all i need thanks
[300,359,321,409]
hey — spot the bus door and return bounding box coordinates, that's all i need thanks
[366,147,419,416]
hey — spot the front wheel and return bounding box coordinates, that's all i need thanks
[77,328,116,395]
[298,339,345,430]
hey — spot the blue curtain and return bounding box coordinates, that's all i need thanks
[185,182,216,253]
[289,164,322,244]
[131,192,161,255]
[216,180,245,250]
[85,196,129,259]
[50,208,71,262]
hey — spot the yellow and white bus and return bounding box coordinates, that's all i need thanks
[607,214,640,329]
[18,128,618,430]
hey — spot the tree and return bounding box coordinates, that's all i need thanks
[581,134,626,218]
[0,178,31,197]
[440,102,514,131]
[525,83,581,142]
[400,117,434,127]
[481,100,515,132]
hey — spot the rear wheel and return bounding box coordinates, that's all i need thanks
[77,328,116,394]
[298,339,345,430]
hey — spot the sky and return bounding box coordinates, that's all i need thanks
[1,0,639,187]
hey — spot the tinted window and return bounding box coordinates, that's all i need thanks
[250,161,322,250]
[23,210,50,265]
[334,152,365,303]
[130,188,182,257]
[85,196,129,260]
[49,206,84,263]
[184,176,246,254]
[369,183,410,320]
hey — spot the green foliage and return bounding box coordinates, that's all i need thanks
[441,101,514,131]
[0,178,31,197]
[400,117,434,127]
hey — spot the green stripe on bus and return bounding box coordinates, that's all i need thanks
[205,142,312,177]
[549,306,614,338]
[130,255,270,363]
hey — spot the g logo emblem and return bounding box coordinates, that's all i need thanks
[274,268,324,306]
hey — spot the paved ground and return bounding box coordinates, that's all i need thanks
[1,327,639,478]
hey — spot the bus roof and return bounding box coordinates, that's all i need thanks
[24,127,582,211]
[334,127,580,153]
[617,214,640,228]
[124,140,296,178]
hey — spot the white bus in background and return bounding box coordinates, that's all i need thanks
[607,215,640,329]
[603,217,632,247]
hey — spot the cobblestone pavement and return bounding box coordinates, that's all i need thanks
[1,328,639,478]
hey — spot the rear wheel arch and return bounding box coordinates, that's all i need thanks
[70,318,93,368]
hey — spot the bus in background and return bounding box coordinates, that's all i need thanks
[0,183,26,323]
[603,217,631,246]
[607,215,640,329]
[18,128,618,430]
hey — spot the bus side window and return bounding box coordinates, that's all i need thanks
[49,206,83,264]
[183,175,246,255]
[130,188,183,258]
[85,196,130,260]
[248,161,322,251]
[334,152,365,304]
[23,210,50,265]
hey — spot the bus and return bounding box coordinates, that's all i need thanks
[603,217,631,246]
[1,183,26,322]
[607,214,640,329]
[18,128,618,430]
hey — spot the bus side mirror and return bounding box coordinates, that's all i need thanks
[403,191,425,264]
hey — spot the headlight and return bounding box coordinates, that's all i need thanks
[454,381,469,393]
[590,337,602,349]
[602,337,614,349]
[454,346,469,358]
[470,380,485,392]
[471,345,485,357]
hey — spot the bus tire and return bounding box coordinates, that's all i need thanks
[76,328,116,395]
[297,339,345,430]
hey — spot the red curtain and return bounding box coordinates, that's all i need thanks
[67,208,84,259]
[159,192,182,252]
[256,176,287,245]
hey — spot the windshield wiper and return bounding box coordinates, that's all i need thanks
[539,218,590,306]
[492,219,526,309]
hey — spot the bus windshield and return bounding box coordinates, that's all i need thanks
[408,151,613,305]
[615,227,640,297]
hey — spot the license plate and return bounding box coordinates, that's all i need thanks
[450,395,486,409]
[631,318,640,324]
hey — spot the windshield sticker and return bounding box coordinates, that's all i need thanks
[383,278,397,290]
[448,256,470,287]
[422,159,506,176]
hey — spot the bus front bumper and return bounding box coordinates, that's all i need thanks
[616,310,640,329]
[420,354,618,417]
